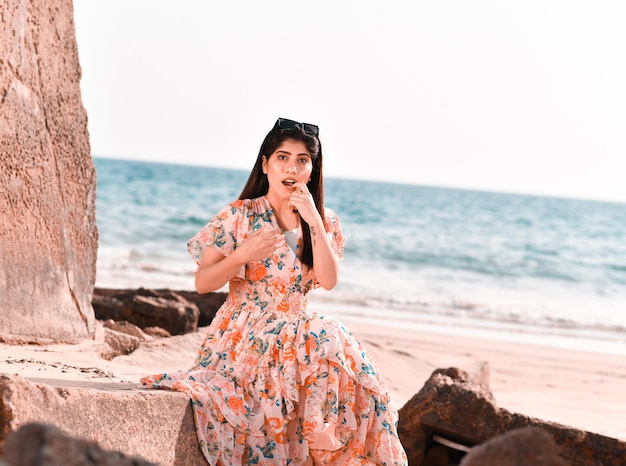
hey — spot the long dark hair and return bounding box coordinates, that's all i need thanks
[239,119,324,268]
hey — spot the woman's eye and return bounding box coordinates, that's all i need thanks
[299,158,309,164]
[277,155,286,160]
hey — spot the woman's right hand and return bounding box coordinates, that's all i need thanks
[233,227,284,263]
[195,227,284,293]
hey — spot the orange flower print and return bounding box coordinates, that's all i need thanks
[305,335,314,355]
[271,281,287,294]
[347,437,365,456]
[303,419,318,435]
[345,380,356,398]
[357,390,372,411]
[230,329,242,347]
[283,345,296,362]
[345,354,358,374]
[271,345,280,364]
[277,299,290,312]
[247,261,267,281]
[267,417,283,431]
[218,317,230,332]
[227,396,246,415]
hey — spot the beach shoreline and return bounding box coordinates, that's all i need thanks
[2,305,625,443]
[335,315,626,441]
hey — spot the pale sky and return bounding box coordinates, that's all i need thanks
[73,1,626,203]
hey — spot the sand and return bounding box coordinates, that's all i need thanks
[1,313,625,442]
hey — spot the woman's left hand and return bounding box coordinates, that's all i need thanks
[289,182,321,226]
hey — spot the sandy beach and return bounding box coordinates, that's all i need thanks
[2,311,625,443]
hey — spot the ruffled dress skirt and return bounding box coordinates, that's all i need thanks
[140,290,408,466]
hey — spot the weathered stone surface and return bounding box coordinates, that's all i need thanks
[1,423,157,466]
[92,288,227,336]
[0,0,98,343]
[398,367,626,466]
[94,288,226,332]
[460,426,568,466]
[99,327,142,361]
[93,288,203,336]
[143,326,172,338]
[0,374,207,465]
[102,319,152,341]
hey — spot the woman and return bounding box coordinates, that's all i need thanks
[141,118,407,466]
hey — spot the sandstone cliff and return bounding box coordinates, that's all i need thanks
[0,0,97,342]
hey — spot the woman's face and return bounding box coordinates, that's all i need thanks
[263,139,313,196]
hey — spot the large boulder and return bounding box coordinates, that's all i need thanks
[92,288,201,336]
[0,374,207,465]
[398,367,626,466]
[459,426,568,466]
[0,0,98,343]
[92,288,228,336]
[1,423,158,466]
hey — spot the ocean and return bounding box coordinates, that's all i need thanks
[94,157,626,355]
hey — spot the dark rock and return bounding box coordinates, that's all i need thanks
[460,426,568,466]
[0,374,208,465]
[142,326,172,338]
[422,444,460,466]
[92,288,199,336]
[398,367,626,466]
[101,320,151,341]
[1,423,157,466]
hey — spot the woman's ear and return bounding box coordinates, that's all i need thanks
[262,155,268,174]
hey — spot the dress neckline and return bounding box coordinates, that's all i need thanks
[262,196,299,232]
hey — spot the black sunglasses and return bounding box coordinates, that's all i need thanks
[276,118,319,137]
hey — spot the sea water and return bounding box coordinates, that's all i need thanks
[94,157,626,354]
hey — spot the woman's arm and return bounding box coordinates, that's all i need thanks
[194,227,284,294]
[308,216,340,290]
[288,182,341,290]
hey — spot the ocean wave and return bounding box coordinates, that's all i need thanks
[93,158,626,354]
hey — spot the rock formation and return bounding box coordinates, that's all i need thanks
[398,367,626,466]
[0,374,207,465]
[459,426,568,466]
[0,0,97,343]
[92,287,227,336]
[2,423,158,466]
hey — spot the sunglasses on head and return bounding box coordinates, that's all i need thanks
[276,118,319,137]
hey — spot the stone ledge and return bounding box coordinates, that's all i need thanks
[0,374,207,466]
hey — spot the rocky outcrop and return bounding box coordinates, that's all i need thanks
[92,288,227,336]
[398,367,626,466]
[0,0,98,343]
[459,426,568,466]
[2,362,626,465]
[2,423,157,466]
[0,374,207,465]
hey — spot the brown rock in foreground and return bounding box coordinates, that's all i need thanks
[398,367,626,466]
[92,288,200,336]
[0,0,98,343]
[0,374,207,465]
[93,288,227,336]
[2,423,157,466]
[459,426,568,466]
[100,327,142,361]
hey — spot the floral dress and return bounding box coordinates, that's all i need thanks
[140,196,407,466]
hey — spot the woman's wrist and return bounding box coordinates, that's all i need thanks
[308,215,325,234]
